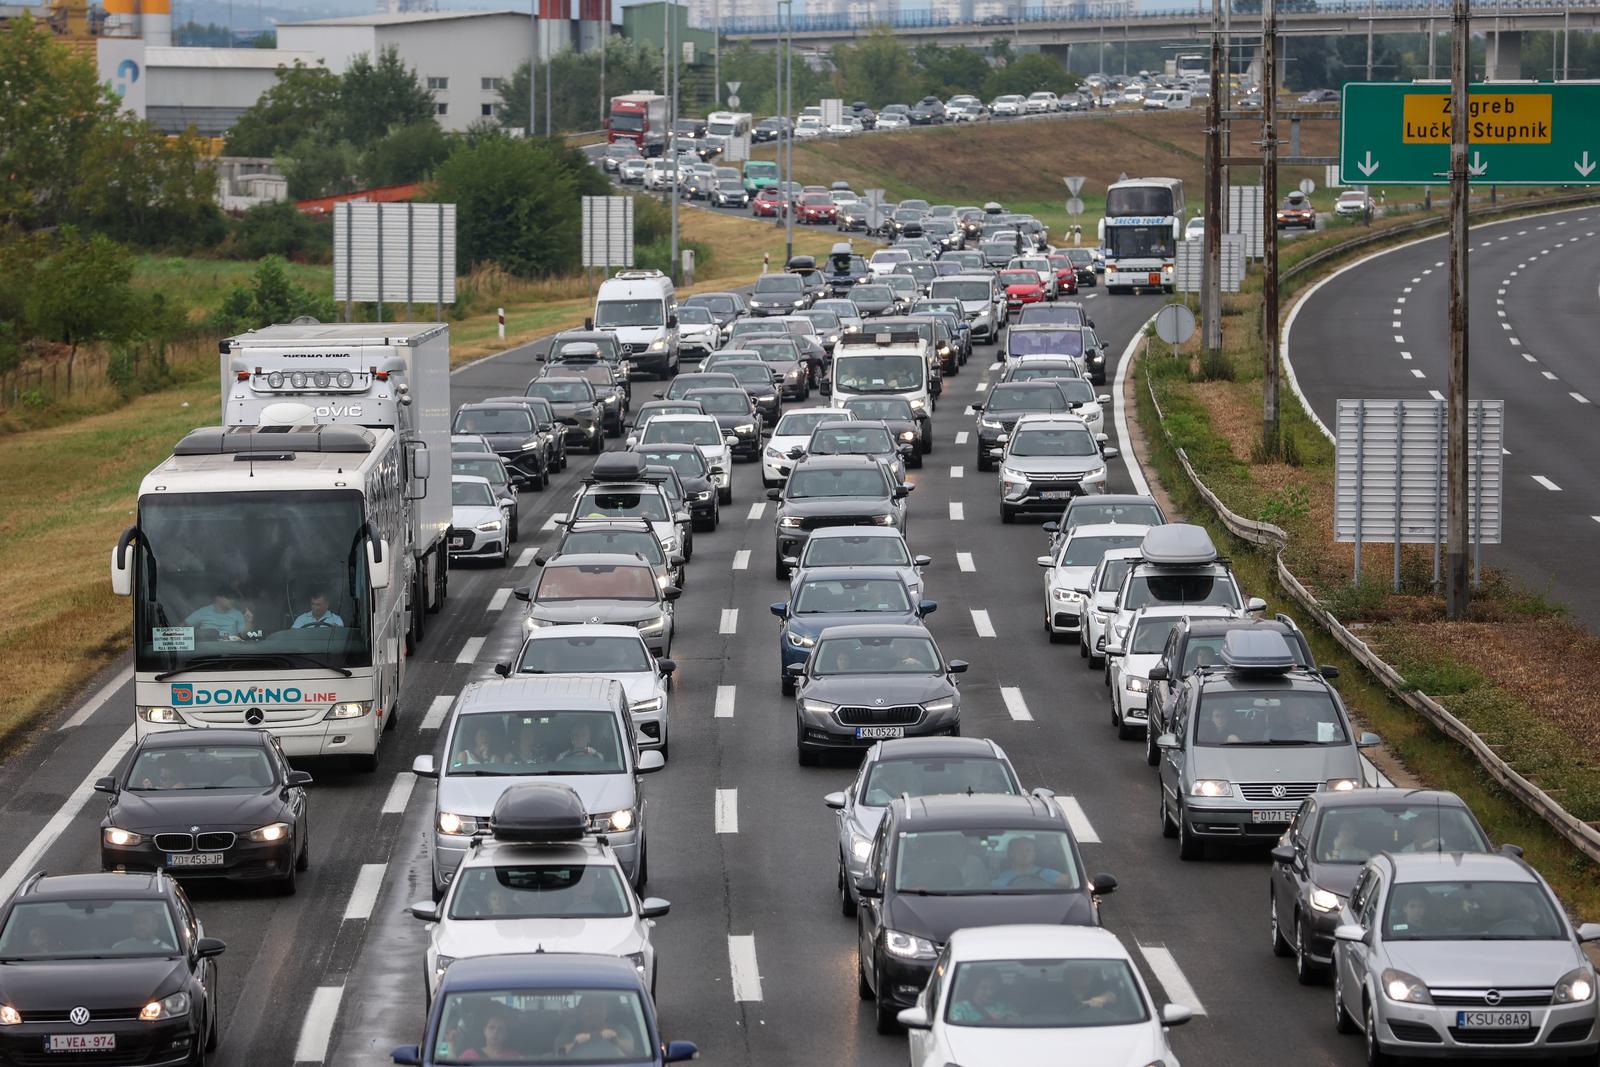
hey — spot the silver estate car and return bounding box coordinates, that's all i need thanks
[1332,851,1600,1062]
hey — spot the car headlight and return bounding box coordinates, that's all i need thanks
[476,520,503,532]
[625,951,649,979]
[139,993,190,1021]
[1382,968,1432,1004]
[778,516,805,528]
[787,629,816,648]
[1309,887,1341,913]
[649,339,667,351]
[922,697,956,714]
[979,417,1004,430]
[1113,622,1130,639]
[867,514,896,526]
[766,446,786,459]
[755,393,777,403]
[884,929,939,960]
[1557,967,1596,1004]
[523,616,555,630]
[792,299,806,307]
[0,1006,19,1026]
[850,835,873,862]
[1052,588,1083,603]
[694,490,713,502]
[139,706,180,724]
[324,701,370,720]
[103,827,144,847]
[1190,779,1231,798]
[1325,778,1359,792]
[659,535,677,552]
[898,430,916,442]
[602,395,619,405]
[437,811,481,836]
[734,423,756,433]
[1125,677,1150,693]
[521,438,542,451]
[909,399,927,413]
[1081,465,1107,483]
[590,808,636,832]
[638,615,667,635]
[630,695,665,715]
[800,698,836,715]
[432,955,456,985]
[247,821,290,843]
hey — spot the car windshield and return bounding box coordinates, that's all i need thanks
[535,563,657,602]
[454,481,497,507]
[755,274,804,294]
[1194,691,1348,746]
[803,311,842,331]
[594,300,663,328]
[746,161,778,177]
[803,535,910,568]
[1130,617,1179,655]
[814,635,939,675]
[448,864,631,920]
[527,381,590,404]
[1314,805,1490,865]
[944,959,1148,1028]
[677,306,713,324]
[811,427,893,455]
[1009,427,1097,458]
[985,385,1067,414]
[666,376,737,398]
[515,635,651,675]
[931,280,993,302]
[1056,380,1098,404]
[1060,535,1144,568]
[795,578,910,614]
[1010,364,1079,383]
[1098,558,1135,593]
[786,467,887,499]
[447,710,626,775]
[1066,502,1163,529]
[883,276,916,294]
[636,448,706,477]
[748,342,799,364]
[775,411,841,437]
[454,458,508,485]
[1009,330,1085,357]
[860,757,1018,806]
[0,900,181,960]
[456,408,533,435]
[127,745,275,790]
[1383,881,1564,941]
[844,399,914,421]
[872,250,911,265]
[688,295,735,314]
[852,286,893,304]
[550,337,618,361]
[689,391,750,415]
[547,366,611,387]
[1124,572,1240,611]
[1180,632,1309,673]
[558,530,662,564]
[641,421,720,447]
[433,988,650,1065]
[573,490,670,523]
[834,355,925,393]
[894,829,1080,894]
[1066,249,1094,265]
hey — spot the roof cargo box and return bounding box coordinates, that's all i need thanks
[1219,630,1297,674]
[1140,523,1218,566]
[592,451,649,483]
[490,783,590,842]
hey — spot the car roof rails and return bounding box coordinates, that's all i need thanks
[19,869,47,896]
[837,330,926,348]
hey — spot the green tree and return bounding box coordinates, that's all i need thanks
[208,256,336,334]
[230,200,331,261]
[984,52,1079,98]
[499,38,662,135]
[22,229,145,389]
[224,60,341,157]
[340,46,435,147]
[279,135,362,199]
[363,121,452,187]
[69,117,224,249]
[830,28,919,107]
[426,137,595,276]
[913,43,991,97]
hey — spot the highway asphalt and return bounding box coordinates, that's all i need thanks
[1288,203,1600,630]
[0,270,1389,1067]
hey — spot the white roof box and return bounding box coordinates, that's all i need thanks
[1220,630,1296,674]
[1139,523,1218,566]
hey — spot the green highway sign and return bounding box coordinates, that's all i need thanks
[1340,82,1600,186]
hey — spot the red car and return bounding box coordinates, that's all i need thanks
[796,193,838,225]
[1046,254,1080,295]
[998,269,1045,308]
[752,187,789,218]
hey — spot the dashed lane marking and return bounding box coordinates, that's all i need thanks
[732,549,751,570]
[746,503,766,521]
[715,685,736,719]
[1057,796,1100,843]
[342,864,387,922]
[1428,390,1445,401]
[951,465,965,479]
[1135,946,1207,1016]
[715,789,739,834]
[292,986,345,1064]
[488,587,511,611]
[1533,475,1562,491]
[0,727,134,901]
[1000,686,1032,722]
[421,695,454,731]
[949,502,964,521]
[720,609,739,635]
[957,552,976,572]
[1411,369,1425,379]
[1572,393,1591,405]
[541,514,559,531]
[456,636,485,664]
[1400,351,1412,360]
[1393,334,1405,344]
[728,935,764,1001]
[955,431,969,445]
[971,609,996,637]
[515,547,537,569]
[1543,371,1559,380]
[1523,353,1538,363]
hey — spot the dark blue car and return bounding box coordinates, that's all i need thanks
[392,954,696,1066]
[770,566,934,691]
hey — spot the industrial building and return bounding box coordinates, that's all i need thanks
[145,45,322,135]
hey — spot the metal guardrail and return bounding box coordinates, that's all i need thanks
[1141,200,1600,862]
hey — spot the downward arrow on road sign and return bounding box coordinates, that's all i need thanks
[1357,150,1379,178]
[1578,151,1597,178]
[1469,151,1488,177]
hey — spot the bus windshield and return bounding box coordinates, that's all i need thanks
[834,355,925,394]
[1107,226,1175,260]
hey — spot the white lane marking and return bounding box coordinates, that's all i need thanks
[1085,292,1098,299]
[1396,296,1406,304]
[949,502,964,521]
[1391,321,1402,329]
[1510,270,1519,276]
[1136,945,1207,1016]
[1498,288,1506,295]
[1572,393,1591,404]
[515,547,537,569]
[1497,310,1507,317]
[950,465,965,479]
[720,609,739,635]
[746,502,765,521]
[293,986,345,1063]
[1112,316,1153,496]
[488,587,511,611]
[1533,475,1562,491]
[1410,369,1425,379]
[957,552,976,572]
[541,514,559,531]
[1000,686,1032,721]
[975,380,989,393]
[1543,371,1559,380]
[1402,286,1413,293]
[342,864,387,922]
[0,727,134,900]
[1400,351,1412,360]
[987,361,1002,371]
[60,665,133,730]
[1410,277,1421,284]
[1523,353,1537,362]
[1422,268,1433,275]
[728,935,764,1001]
[715,685,736,718]
[732,549,751,570]
[1428,390,1445,401]
[1501,323,1513,330]
[955,431,969,445]
[1518,229,1528,235]
[1393,334,1404,344]
[964,405,976,415]
[971,609,996,637]
[456,636,485,664]
[381,773,417,815]
[422,695,454,731]
[1057,796,1100,843]
[1592,516,1600,525]
[1498,235,1508,241]
[1508,336,1521,346]
[715,789,739,834]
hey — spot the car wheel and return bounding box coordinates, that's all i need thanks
[1079,631,1089,659]
[499,539,510,566]
[910,451,923,469]
[296,826,310,872]
[781,672,796,696]
[1176,801,1203,860]
[634,840,648,890]
[1047,620,1065,644]
[1296,915,1326,984]
[1334,968,1359,1033]
[1364,1000,1390,1066]
[1115,702,1139,741]
[1270,889,1293,957]
[719,485,733,505]
[838,857,857,917]
[976,450,993,473]
[1000,503,1015,524]
[875,989,900,1035]
[1145,715,1161,766]
[797,719,818,765]
[775,554,789,580]
[205,1000,218,1052]
[857,949,874,1000]
[590,433,603,455]
[277,859,297,897]
[1159,788,1178,838]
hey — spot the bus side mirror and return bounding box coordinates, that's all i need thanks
[367,539,392,590]
[111,525,137,597]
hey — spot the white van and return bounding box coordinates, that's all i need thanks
[826,331,935,449]
[594,270,679,378]
[1144,89,1192,111]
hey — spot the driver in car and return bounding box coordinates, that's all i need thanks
[557,721,602,763]
[554,998,637,1059]
[291,593,344,629]
[991,836,1074,889]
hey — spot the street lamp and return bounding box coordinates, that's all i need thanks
[779,0,793,262]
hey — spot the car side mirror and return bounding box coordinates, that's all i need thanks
[411,754,437,779]
[770,602,789,619]
[1041,520,1059,533]
[1320,665,1341,679]
[1246,596,1267,613]
[94,776,117,794]
[669,553,686,567]
[1097,394,1112,404]
[787,446,805,460]
[823,791,846,810]
[1357,731,1381,748]
[725,435,740,446]
[987,447,1004,458]
[784,662,807,678]
[912,554,932,567]
[657,658,677,676]
[1576,922,1600,943]
[640,897,671,919]
[625,436,638,449]
[1036,555,1053,568]
[1270,844,1296,866]
[1091,872,1118,895]
[494,663,512,677]
[535,353,546,362]
[1102,446,1121,460]
[408,900,439,922]
[947,659,969,674]
[917,600,937,617]
[285,770,314,788]
[637,750,666,774]
[1498,842,1524,858]
[896,1006,931,1030]
[1160,1003,1193,1028]
[897,443,914,455]
[781,556,799,570]
[1155,733,1179,751]
[1148,664,1168,681]
[663,1041,698,1064]
[653,392,665,399]
[767,488,782,501]
[391,1046,422,1066]
[1333,924,1368,944]
[892,485,910,499]
[854,873,881,897]
[662,586,682,602]
[195,937,226,959]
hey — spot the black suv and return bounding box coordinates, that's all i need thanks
[634,443,720,530]
[541,363,628,437]
[855,794,1116,1032]
[526,376,605,454]
[451,402,552,489]
[0,871,225,1066]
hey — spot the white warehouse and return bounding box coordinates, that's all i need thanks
[276,10,533,133]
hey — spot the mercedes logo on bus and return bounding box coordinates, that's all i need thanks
[245,707,265,725]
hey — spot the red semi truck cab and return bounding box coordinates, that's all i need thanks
[608,92,669,157]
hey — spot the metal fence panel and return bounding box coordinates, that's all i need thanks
[333,202,456,304]
[1227,185,1264,258]
[581,195,635,270]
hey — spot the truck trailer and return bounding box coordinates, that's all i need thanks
[609,92,669,157]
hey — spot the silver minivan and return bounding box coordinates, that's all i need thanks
[414,676,664,897]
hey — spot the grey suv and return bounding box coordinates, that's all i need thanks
[769,456,911,579]
[1155,630,1379,860]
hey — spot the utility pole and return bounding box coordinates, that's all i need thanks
[1203,0,1223,355]
[713,0,720,107]
[599,24,606,127]
[669,0,680,284]
[546,40,553,136]
[783,0,794,262]
[529,7,538,136]
[1445,0,1471,617]
[1365,0,1374,80]
[1261,0,1280,457]
[1427,0,1436,80]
